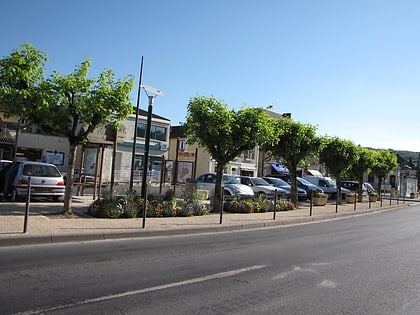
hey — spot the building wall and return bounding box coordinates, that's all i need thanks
[3,110,171,185]
[168,133,259,179]
[17,132,69,173]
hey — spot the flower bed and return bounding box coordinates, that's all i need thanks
[224,197,294,213]
[87,190,209,218]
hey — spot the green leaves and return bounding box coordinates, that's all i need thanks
[319,136,359,179]
[184,96,272,165]
[0,44,135,142]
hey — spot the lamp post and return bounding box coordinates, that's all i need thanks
[129,57,144,191]
[140,85,163,228]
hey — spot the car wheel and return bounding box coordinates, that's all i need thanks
[331,192,337,199]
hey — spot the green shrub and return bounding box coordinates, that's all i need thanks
[224,197,293,213]
[87,195,138,218]
[87,190,209,218]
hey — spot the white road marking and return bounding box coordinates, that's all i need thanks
[273,262,333,280]
[318,279,337,288]
[18,264,266,314]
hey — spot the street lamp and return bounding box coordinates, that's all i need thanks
[140,84,163,228]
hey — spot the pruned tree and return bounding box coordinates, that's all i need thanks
[264,117,322,207]
[319,136,359,204]
[370,149,398,196]
[347,146,375,201]
[0,44,134,215]
[184,96,273,214]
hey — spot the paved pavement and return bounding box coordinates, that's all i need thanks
[0,195,416,247]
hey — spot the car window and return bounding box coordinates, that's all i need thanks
[274,178,288,186]
[223,175,240,184]
[297,177,312,185]
[23,164,61,177]
[253,178,269,186]
[204,174,215,183]
[325,179,336,187]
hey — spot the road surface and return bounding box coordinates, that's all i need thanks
[1,205,419,314]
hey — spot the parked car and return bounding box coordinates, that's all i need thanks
[364,182,376,194]
[195,173,254,199]
[271,174,324,200]
[341,181,368,196]
[0,160,12,172]
[262,177,307,200]
[3,161,65,201]
[303,175,350,199]
[236,176,284,198]
[296,177,324,199]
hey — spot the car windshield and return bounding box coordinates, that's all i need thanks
[325,179,336,187]
[223,175,240,184]
[297,177,312,185]
[266,178,288,186]
[253,178,270,186]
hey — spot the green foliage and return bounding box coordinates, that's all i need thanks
[370,149,398,179]
[347,146,375,179]
[0,43,47,104]
[0,43,135,215]
[264,118,321,206]
[87,190,210,219]
[319,136,359,179]
[183,95,273,213]
[0,44,135,141]
[184,96,272,165]
[224,197,294,213]
[87,195,138,218]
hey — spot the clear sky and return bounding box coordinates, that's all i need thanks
[2,0,420,151]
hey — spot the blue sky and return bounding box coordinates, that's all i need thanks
[2,0,420,151]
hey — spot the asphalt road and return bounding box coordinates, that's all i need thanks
[1,205,419,314]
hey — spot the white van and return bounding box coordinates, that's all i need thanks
[303,175,349,199]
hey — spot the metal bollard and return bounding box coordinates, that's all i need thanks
[23,177,31,233]
[273,189,277,220]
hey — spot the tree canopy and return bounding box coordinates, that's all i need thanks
[264,117,321,206]
[0,44,135,214]
[319,136,359,203]
[184,96,273,214]
[371,149,398,194]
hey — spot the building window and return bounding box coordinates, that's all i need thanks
[136,123,167,141]
[244,149,255,160]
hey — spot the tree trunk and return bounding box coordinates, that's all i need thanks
[378,178,383,200]
[357,178,364,202]
[336,177,343,204]
[287,160,298,207]
[213,164,224,213]
[63,143,77,216]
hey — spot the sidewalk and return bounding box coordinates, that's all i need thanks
[0,195,415,247]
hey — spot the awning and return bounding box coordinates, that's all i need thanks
[0,128,15,145]
[271,163,289,173]
[307,169,323,177]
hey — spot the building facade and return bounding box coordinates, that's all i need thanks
[0,107,171,185]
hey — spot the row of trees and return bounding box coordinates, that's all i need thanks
[0,44,398,216]
[184,96,398,212]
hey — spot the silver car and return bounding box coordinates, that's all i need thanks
[4,161,65,201]
[196,173,255,199]
[236,176,285,198]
